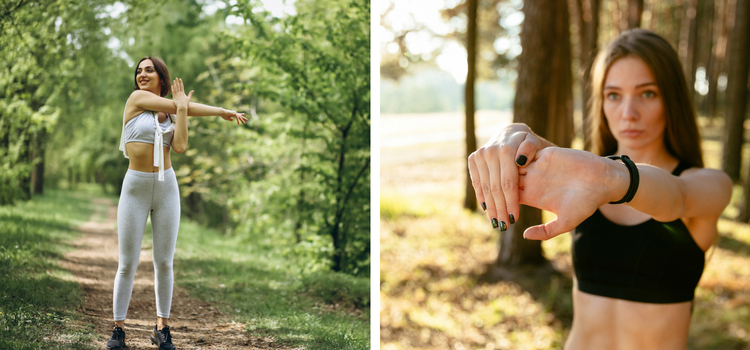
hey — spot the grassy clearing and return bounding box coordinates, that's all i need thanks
[144,203,371,350]
[0,187,101,350]
[380,128,750,349]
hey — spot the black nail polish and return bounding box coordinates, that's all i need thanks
[516,155,527,166]
[481,202,487,211]
[509,214,515,224]
[492,218,498,228]
[500,221,507,231]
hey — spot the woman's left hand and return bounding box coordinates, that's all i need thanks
[171,78,193,110]
[519,147,626,240]
[221,109,248,125]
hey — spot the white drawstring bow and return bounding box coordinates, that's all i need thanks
[152,112,175,181]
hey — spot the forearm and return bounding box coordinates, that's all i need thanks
[606,160,685,222]
[186,102,224,117]
[172,107,189,153]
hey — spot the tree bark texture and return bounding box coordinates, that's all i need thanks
[497,0,573,266]
[463,0,478,211]
[627,0,644,29]
[722,0,750,183]
[679,0,700,97]
[706,0,729,122]
[573,0,600,150]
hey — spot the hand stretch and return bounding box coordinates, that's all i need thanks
[517,147,622,240]
[171,78,193,109]
[221,109,248,125]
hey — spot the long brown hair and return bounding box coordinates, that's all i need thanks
[134,56,172,98]
[587,29,703,168]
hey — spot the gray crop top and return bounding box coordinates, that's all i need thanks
[124,111,174,148]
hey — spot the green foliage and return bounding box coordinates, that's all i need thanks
[174,214,370,350]
[227,0,371,275]
[0,189,100,349]
[5,0,370,277]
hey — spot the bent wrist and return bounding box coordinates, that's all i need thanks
[604,157,630,204]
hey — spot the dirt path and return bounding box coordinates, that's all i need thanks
[61,197,291,349]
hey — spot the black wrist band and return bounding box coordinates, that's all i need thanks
[607,155,639,204]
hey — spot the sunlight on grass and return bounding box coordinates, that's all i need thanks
[174,218,370,350]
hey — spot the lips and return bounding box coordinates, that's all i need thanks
[621,129,643,138]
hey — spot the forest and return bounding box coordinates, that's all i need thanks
[0,0,371,277]
[380,0,750,348]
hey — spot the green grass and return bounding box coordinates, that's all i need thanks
[170,218,370,350]
[2,185,369,349]
[0,186,101,350]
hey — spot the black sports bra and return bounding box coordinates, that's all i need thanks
[572,161,704,303]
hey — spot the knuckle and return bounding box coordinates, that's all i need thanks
[490,183,503,195]
[481,183,491,193]
[501,178,514,191]
[499,145,515,158]
[471,180,482,189]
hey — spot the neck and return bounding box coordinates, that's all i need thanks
[615,144,677,171]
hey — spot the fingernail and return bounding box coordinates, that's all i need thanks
[509,214,515,224]
[481,202,487,211]
[492,218,498,228]
[516,155,527,166]
[500,221,507,231]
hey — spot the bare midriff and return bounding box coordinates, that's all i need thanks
[126,142,171,172]
[564,285,692,350]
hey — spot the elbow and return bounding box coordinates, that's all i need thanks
[173,143,187,154]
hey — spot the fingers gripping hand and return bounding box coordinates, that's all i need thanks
[468,130,536,229]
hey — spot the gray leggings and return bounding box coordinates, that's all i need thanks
[114,168,180,321]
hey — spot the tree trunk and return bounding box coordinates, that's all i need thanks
[30,130,46,196]
[722,0,750,183]
[627,0,644,29]
[497,0,573,266]
[679,0,700,95]
[706,0,729,123]
[573,0,600,150]
[463,0,478,211]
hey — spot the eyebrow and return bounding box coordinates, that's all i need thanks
[604,82,658,90]
[136,66,155,70]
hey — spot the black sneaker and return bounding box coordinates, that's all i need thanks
[106,325,126,349]
[150,324,176,350]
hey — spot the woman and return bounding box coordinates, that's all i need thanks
[468,29,732,349]
[107,56,247,350]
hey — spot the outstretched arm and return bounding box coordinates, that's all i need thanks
[517,147,732,240]
[128,90,248,123]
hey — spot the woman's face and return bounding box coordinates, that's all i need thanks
[602,56,665,152]
[136,59,161,95]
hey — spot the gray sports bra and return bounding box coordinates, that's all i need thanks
[124,111,174,147]
[118,101,176,181]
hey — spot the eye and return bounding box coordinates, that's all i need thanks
[642,90,656,98]
[606,92,620,101]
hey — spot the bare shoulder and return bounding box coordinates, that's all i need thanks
[681,167,732,191]
[680,167,732,221]
[124,91,149,124]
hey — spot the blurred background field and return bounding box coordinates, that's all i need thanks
[379,112,750,350]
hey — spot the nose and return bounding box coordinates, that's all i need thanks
[621,97,639,121]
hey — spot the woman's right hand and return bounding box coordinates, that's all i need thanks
[467,123,544,229]
[171,78,193,110]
